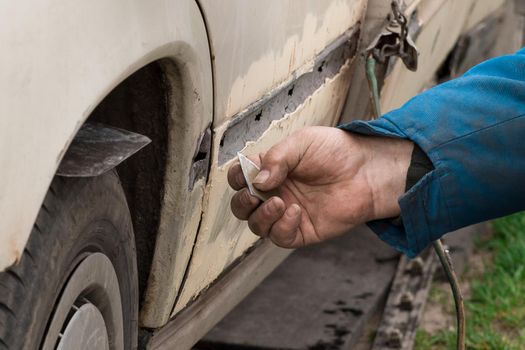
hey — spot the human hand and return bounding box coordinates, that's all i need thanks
[228,126,413,248]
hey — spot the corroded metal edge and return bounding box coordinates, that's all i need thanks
[218,27,360,165]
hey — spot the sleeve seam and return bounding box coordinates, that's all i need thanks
[430,113,525,152]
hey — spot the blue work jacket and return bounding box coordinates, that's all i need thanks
[340,48,525,257]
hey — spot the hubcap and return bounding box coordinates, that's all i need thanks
[42,253,124,350]
[57,303,109,350]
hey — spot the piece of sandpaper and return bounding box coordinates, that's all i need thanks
[237,152,279,202]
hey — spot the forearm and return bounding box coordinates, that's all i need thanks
[341,48,525,257]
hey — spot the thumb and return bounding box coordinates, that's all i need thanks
[252,133,305,191]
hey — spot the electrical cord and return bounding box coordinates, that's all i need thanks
[433,240,465,350]
[364,54,466,350]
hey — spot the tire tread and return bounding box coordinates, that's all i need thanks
[0,174,138,349]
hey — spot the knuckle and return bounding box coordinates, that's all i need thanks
[265,151,280,164]
[264,150,284,168]
[240,188,254,206]
[265,177,281,189]
[262,200,276,216]
[263,198,283,218]
[230,189,257,220]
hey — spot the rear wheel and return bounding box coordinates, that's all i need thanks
[0,171,138,350]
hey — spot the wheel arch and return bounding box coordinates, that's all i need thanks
[82,54,213,323]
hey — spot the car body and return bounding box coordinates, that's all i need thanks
[0,0,515,348]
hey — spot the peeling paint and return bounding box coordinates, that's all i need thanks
[218,28,359,165]
[199,0,368,124]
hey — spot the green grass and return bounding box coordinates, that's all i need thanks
[415,212,525,350]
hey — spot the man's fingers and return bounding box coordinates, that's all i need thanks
[227,162,247,190]
[253,132,306,191]
[228,155,263,190]
[231,188,261,220]
[247,197,286,237]
[269,204,302,248]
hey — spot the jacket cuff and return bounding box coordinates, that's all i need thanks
[338,120,449,257]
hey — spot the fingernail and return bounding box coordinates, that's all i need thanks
[287,204,300,217]
[268,197,280,212]
[253,170,270,184]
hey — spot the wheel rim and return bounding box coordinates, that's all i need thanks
[42,253,124,350]
[57,303,109,350]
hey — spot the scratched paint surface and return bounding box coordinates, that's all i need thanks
[174,58,355,313]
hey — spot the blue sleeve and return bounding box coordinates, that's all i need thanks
[339,48,525,257]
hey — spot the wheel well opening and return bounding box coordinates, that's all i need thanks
[87,60,171,308]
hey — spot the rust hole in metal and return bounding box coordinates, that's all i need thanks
[218,28,360,165]
[194,151,207,162]
[318,61,325,72]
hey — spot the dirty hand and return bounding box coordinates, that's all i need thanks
[228,126,413,248]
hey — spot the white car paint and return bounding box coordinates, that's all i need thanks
[0,0,507,340]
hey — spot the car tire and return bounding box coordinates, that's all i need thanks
[0,171,138,350]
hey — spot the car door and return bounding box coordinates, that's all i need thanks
[173,0,368,313]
